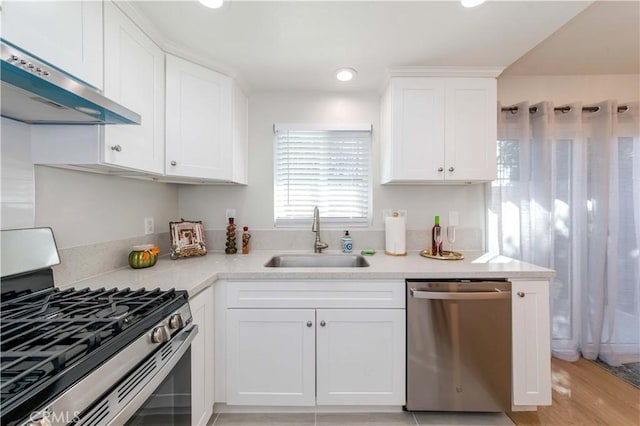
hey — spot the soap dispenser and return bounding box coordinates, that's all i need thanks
[341,231,353,253]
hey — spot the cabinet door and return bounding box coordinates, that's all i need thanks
[512,280,552,406]
[165,55,233,180]
[444,78,497,181]
[103,1,165,174]
[389,78,445,181]
[1,0,103,89]
[226,309,316,406]
[190,287,215,425]
[316,309,405,405]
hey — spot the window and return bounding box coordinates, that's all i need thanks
[273,124,372,227]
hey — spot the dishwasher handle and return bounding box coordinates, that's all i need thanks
[410,288,511,300]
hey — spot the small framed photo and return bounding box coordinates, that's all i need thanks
[170,219,207,259]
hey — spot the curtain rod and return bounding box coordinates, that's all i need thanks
[501,105,629,114]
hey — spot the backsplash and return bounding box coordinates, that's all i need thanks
[53,232,172,286]
[1,118,34,230]
[203,228,483,254]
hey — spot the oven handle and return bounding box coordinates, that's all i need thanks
[107,323,198,426]
[410,288,511,300]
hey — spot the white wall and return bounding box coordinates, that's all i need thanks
[179,92,486,233]
[1,118,35,229]
[34,166,179,249]
[498,74,639,106]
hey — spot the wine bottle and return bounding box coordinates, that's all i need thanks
[431,215,442,255]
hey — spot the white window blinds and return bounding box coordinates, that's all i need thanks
[274,124,372,227]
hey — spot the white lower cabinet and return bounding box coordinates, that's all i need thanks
[511,280,552,407]
[316,309,405,405]
[223,280,406,407]
[226,309,316,406]
[226,308,405,406]
[190,286,215,425]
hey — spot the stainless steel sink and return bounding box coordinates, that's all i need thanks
[264,254,370,268]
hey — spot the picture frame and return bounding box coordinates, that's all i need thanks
[169,219,207,259]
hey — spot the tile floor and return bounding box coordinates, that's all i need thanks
[207,412,514,426]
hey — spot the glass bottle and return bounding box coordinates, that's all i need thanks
[431,215,442,256]
[225,217,238,254]
[242,226,251,254]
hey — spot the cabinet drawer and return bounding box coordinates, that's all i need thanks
[225,280,405,309]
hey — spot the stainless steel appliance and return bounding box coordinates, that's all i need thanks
[0,228,197,425]
[1,41,140,125]
[406,280,512,412]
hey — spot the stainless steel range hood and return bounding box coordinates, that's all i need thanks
[1,41,141,125]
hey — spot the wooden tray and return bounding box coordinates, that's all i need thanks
[419,249,464,260]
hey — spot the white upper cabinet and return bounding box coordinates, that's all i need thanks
[1,0,103,90]
[31,1,165,176]
[165,55,248,184]
[103,1,165,174]
[381,74,498,183]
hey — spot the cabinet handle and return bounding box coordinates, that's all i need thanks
[320,320,326,327]
[449,167,455,172]
[438,167,444,172]
[306,321,313,327]
[170,161,177,166]
[517,292,525,298]
[110,145,122,152]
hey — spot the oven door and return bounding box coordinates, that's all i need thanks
[124,346,192,425]
[77,324,198,426]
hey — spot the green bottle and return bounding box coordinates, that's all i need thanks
[432,215,441,255]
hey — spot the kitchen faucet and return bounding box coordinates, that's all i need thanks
[312,206,328,253]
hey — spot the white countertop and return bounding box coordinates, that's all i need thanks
[59,250,555,298]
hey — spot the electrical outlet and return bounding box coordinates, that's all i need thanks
[226,209,236,221]
[144,217,154,235]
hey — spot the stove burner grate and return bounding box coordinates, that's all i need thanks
[0,286,188,424]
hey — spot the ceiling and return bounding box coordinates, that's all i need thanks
[127,0,638,92]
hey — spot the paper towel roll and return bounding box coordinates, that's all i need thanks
[385,215,406,256]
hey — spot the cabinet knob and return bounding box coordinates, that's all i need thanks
[449,167,455,172]
[110,145,122,152]
[170,161,177,166]
[438,167,444,172]
[517,292,525,298]
[320,320,326,327]
[306,321,313,327]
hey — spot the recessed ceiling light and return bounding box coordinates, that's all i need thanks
[335,68,357,82]
[198,0,224,9]
[461,0,486,7]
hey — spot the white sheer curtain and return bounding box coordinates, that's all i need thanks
[488,100,640,366]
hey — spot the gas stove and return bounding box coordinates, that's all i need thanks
[0,228,196,426]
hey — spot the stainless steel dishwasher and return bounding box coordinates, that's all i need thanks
[406,280,512,412]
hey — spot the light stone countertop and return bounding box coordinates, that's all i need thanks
[59,250,555,298]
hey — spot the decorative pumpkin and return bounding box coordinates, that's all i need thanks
[129,244,160,269]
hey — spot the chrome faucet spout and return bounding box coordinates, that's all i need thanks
[312,206,328,253]
[312,206,320,233]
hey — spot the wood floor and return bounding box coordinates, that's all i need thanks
[507,357,640,425]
